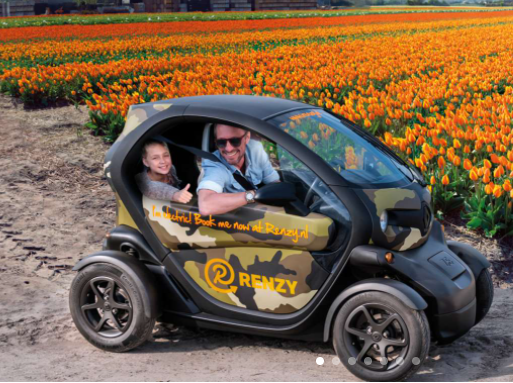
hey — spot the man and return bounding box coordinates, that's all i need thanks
[197,124,279,216]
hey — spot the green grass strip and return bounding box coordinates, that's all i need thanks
[1,7,513,29]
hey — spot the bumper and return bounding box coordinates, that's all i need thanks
[432,297,477,344]
[350,221,477,342]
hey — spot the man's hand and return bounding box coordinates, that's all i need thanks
[172,184,193,204]
[198,189,247,216]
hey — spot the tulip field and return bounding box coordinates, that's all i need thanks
[3,8,513,237]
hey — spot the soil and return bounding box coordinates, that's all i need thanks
[0,93,512,381]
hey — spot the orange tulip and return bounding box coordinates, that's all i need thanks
[442,175,449,186]
[493,185,502,198]
[494,165,505,178]
[438,156,446,169]
[469,169,478,181]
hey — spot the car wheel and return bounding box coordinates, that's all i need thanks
[69,263,156,352]
[475,268,493,325]
[333,291,430,382]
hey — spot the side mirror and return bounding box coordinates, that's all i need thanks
[254,182,296,205]
[254,183,310,217]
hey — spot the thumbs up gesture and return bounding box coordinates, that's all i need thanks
[172,184,193,204]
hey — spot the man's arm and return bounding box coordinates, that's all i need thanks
[197,159,250,216]
[198,189,248,216]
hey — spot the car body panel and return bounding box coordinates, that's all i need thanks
[173,247,329,314]
[356,182,433,251]
[143,196,334,251]
[115,193,139,230]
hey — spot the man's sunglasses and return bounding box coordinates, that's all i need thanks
[215,132,247,149]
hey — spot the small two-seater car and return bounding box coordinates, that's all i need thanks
[70,95,493,381]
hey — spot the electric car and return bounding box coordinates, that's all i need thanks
[70,95,493,381]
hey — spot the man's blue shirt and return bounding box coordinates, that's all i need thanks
[197,139,280,193]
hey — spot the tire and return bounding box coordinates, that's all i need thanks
[475,268,494,325]
[332,291,430,382]
[69,263,156,352]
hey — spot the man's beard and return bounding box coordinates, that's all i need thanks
[222,148,244,167]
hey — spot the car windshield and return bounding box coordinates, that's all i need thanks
[268,109,415,187]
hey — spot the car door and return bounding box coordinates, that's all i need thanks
[143,132,350,314]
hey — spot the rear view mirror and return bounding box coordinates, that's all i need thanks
[254,183,310,217]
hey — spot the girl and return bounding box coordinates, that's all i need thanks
[135,139,193,204]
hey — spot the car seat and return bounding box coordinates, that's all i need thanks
[197,123,216,185]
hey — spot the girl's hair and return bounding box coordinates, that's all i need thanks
[141,139,170,159]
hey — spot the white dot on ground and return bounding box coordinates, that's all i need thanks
[412,357,421,365]
[348,357,356,365]
[332,357,340,365]
[316,357,324,366]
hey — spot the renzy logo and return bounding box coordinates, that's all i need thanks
[205,259,298,295]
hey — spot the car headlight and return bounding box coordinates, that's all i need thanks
[380,210,388,232]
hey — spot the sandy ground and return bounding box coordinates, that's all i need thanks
[0,93,512,381]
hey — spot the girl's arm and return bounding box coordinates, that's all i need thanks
[135,172,179,201]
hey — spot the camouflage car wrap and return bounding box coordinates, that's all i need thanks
[117,101,174,143]
[115,193,139,230]
[143,195,335,252]
[174,247,329,314]
[356,182,433,251]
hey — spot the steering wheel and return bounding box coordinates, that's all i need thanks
[304,177,321,208]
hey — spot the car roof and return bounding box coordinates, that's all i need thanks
[117,95,316,143]
[173,95,313,120]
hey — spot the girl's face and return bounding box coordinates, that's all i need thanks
[143,143,172,176]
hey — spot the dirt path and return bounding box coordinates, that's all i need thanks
[0,94,512,381]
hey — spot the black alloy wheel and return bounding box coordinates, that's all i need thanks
[343,303,409,371]
[80,276,133,337]
[70,263,156,352]
[333,291,430,382]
